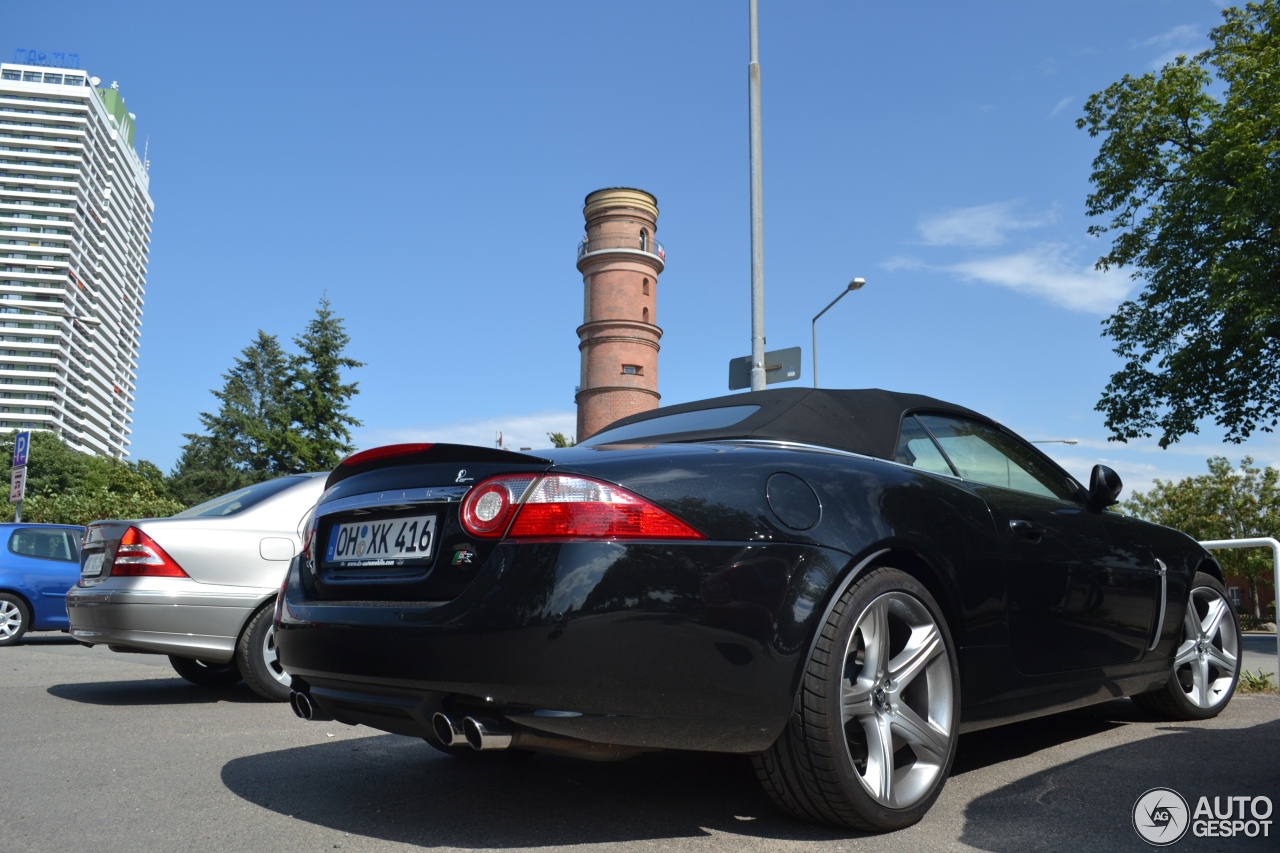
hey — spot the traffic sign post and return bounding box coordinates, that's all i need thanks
[728,346,802,391]
[10,465,25,503]
[11,429,29,523]
[12,430,29,468]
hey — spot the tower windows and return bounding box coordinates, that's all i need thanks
[622,364,643,376]
[643,278,649,296]
[643,307,649,323]
[639,229,648,252]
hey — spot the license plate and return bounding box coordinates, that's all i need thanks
[325,515,438,565]
[82,552,105,578]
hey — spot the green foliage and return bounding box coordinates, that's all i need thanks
[1078,1,1280,447]
[1122,456,1278,617]
[1238,669,1277,693]
[170,298,363,504]
[547,431,575,448]
[0,430,183,525]
[286,297,365,472]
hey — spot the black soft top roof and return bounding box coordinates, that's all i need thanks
[585,388,989,461]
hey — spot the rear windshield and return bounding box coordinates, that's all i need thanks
[583,404,761,445]
[173,475,318,518]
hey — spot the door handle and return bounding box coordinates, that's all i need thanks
[1009,519,1047,541]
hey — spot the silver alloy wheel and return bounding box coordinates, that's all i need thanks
[261,623,291,688]
[841,590,955,809]
[1173,584,1238,710]
[0,598,22,639]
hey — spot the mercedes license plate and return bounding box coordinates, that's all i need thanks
[325,515,438,565]
[82,552,105,578]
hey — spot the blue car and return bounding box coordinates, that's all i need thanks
[0,523,83,646]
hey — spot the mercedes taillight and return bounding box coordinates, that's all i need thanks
[110,527,189,578]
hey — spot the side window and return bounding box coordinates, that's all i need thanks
[893,416,955,476]
[916,415,1078,501]
[9,528,80,562]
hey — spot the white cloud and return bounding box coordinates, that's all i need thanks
[887,243,1131,314]
[1137,24,1203,50]
[945,243,1131,313]
[1137,23,1205,69]
[917,201,1054,248]
[355,409,577,453]
[1049,96,1075,118]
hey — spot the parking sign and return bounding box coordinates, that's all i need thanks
[12,429,29,469]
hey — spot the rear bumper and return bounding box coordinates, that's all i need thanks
[65,579,271,662]
[277,540,850,753]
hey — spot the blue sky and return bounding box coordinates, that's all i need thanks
[8,0,1274,495]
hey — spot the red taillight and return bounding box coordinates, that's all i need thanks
[460,475,538,537]
[460,474,705,541]
[340,443,434,467]
[110,527,189,578]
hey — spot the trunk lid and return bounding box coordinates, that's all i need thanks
[306,445,553,602]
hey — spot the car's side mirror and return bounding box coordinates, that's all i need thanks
[1088,464,1123,509]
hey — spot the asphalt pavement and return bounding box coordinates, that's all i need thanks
[1,634,1277,853]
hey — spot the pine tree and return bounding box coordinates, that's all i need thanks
[170,300,364,504]
[170,331,294,502]
[286,298,365,472]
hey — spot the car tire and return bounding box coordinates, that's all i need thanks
[237,605,292,702]
[1132,571,1240,721]
[753,566,960,831]
[0,592,30,646]
[169,654,243,687]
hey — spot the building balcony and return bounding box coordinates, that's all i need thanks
[577,236,665,263]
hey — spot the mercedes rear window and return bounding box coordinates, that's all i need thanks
[173,475,320,518]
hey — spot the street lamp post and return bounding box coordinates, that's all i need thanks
[747,0,766,391]
[811,278,865,388]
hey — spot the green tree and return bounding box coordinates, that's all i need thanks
[170,331,292,503]
[1,430,182,525]
[285,297,364,471]
[1077,1,1280,447]
[171,299,364,503]
[547,431,575,448]
[1122,456,1278,618]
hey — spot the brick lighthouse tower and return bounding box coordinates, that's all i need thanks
[575,188,664,440]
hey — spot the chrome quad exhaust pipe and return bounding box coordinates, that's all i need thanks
[432,712,467,747]
[437,712,653,761]
[289,689,333,722]
[463,716,513,750]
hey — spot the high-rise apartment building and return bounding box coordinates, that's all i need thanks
[0,61,152,458]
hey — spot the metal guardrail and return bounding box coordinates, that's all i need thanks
[577,236,665,262]
[1200,537,1280,674]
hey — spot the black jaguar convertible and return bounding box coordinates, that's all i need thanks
[275,388,1240,831]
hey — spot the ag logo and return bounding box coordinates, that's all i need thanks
[1133,787,1190,846]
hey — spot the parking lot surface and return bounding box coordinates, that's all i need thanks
[2,634,1278,853]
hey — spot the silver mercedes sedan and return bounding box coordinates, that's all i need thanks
[66,473,325,700]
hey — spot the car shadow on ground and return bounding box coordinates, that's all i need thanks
[960,710,1280,853]
[218,700,1212,848]
[48,679,272,706]
[14,634,82,645]
[222,736,859,846]
[952,700,1132,775]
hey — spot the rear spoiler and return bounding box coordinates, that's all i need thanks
[325,443,554,488]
